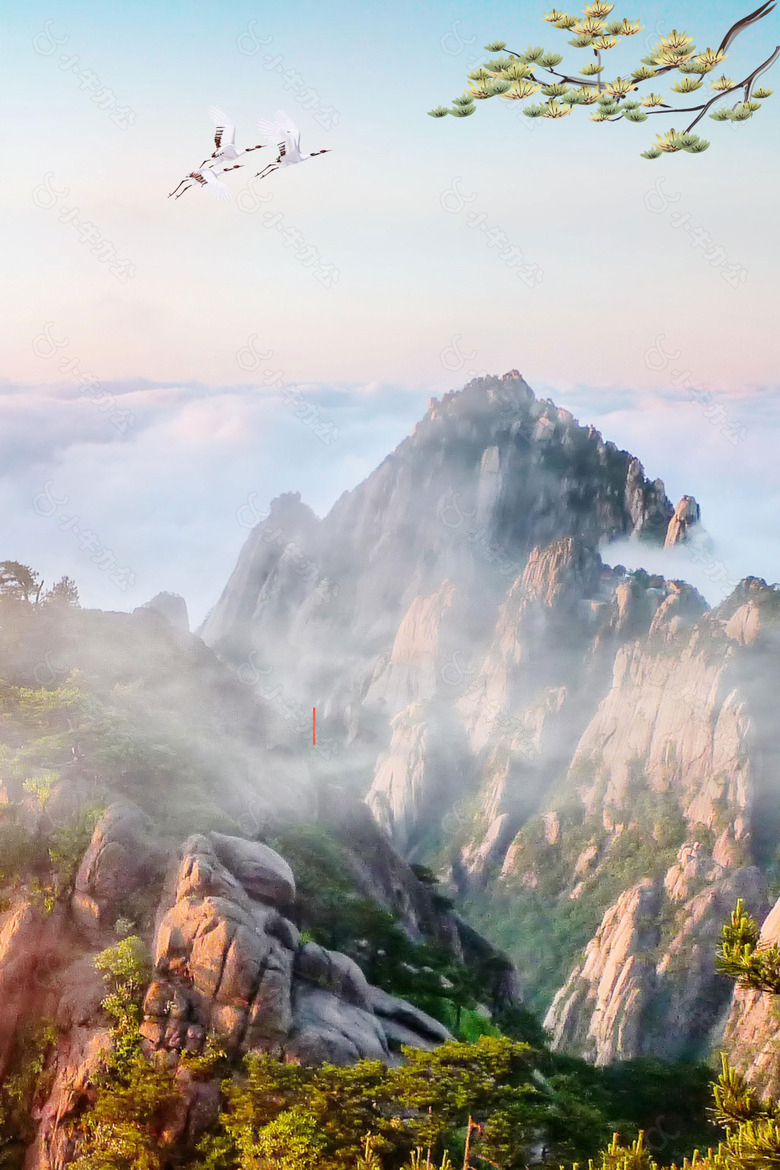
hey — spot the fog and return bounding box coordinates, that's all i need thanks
[2,375,780,626]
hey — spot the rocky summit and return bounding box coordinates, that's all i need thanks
[202,372,780,1074]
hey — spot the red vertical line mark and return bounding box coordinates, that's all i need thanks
[313,707,316,745]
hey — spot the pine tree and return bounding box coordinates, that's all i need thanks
[429,3,778,158]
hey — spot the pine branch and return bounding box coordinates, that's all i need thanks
[616,45,779,128]
[718,0,777,56]
[712,1054,778,1130]
[503,48,599,87]
[716,900,780,996]
[501,2,777,95]
[685,45,779,130]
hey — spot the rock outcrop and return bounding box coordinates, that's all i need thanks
[544,878,662,1064]
[196,373,780,1061]
[664,495,701,547]
[142,831,452,1065]
[7,804,484,1169]
[545,852,765,1063]
[72,801,170,943]
[135,592,190,632]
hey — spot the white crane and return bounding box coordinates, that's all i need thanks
[200,105,266,167]
[254,110,331,180]
[167,158,242,201]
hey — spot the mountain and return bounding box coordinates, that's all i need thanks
[4,370,780,1166]
[201,371,780,1068]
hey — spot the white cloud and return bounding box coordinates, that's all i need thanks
[0,378,429,622]
[2,376,779,625]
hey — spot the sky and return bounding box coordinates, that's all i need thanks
[1,0,778,622]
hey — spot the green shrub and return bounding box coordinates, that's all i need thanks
[45,804,104,899]
[0,1017,59,1165]
[70,1052,181,1170]
[0,815,44,885]
[94,935,152,1073]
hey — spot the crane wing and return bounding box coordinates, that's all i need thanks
[275,110,301,154]
[209,105,236,149]
[203,170,232,201]
[257,110,300,152]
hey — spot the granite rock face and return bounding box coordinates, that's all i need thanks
[544,855,765,1064]
[664,495,701,547]
[71,801,170,942]
[201,373,686,672]
[13,809,476,1170]
[199,374,780,1065]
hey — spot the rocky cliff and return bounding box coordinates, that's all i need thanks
[7,803,460,1170]
[0,592,517,1167]
[200,373,780,1068]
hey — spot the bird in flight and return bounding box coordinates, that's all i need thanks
[168,158,242,200]
[201,106,267,168]
[168,107,265,200]
[254,110,331,180]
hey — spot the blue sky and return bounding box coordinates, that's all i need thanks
[0,0,778,619]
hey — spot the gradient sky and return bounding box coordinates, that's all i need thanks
[1,0,778,620]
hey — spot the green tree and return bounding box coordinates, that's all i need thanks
[429,2,778,157]
[233,1105,326,1170]
[0,562,42,604]
[93,935,152,1072]
[209,1037,614,1170]
[71,1054,181,1170]
[70,936,183,1170]
[43,575,80,607]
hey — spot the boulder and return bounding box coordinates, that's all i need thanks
[289,984,389,1064]
[295,941,372,1010]
[209,832,296,907]
[72,801,169,942]
[367,985,452,1046]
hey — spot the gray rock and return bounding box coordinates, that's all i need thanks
[135,591,190,632]
[295,942,372,1010]
[367,985,452,1045]
[209,832,296,907]
[290,985,389,1064]
[72,801,169,942]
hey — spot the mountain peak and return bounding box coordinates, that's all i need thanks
[204,373,700,665]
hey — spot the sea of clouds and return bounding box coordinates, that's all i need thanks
[2,375,778,624]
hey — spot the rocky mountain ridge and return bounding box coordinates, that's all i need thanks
[4,369,780,1163]
[200,372,780,1078]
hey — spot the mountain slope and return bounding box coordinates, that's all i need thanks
[197,372,780,1061]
